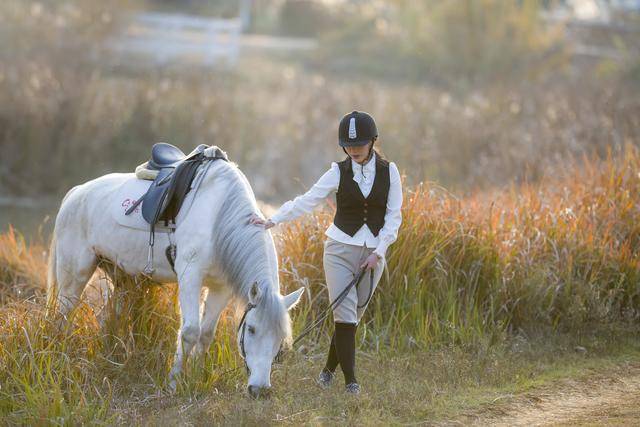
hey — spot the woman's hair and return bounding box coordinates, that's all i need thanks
[372,146,386,160]
[342,140,386,161]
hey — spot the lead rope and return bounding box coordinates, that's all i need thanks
[241,266,376,367]
[290,266,369,348]
[238,271,363,369]
[357,268,375,309]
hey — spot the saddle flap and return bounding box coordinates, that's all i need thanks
[141,168,174,224]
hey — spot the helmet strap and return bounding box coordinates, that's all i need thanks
[343,139,376,162]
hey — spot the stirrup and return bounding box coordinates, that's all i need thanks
[143,245,155,275]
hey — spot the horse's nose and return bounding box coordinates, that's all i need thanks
[247,385,271,399]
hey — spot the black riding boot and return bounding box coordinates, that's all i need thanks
[323,331,339,374]
[334,322,357,385]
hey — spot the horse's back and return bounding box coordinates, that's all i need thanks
[61,172,132,200]
[54,173,135,231]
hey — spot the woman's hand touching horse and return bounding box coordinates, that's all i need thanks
[249,213,275,229]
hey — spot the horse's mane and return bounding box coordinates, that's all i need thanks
[208,161,292,344]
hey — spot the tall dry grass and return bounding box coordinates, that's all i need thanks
[0,227,46,304]
[277,146,640,349]
[1,146,640,422]
[3,54,638,200]
[0,259,242,423]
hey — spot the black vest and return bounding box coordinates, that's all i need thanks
[334,155,390,237]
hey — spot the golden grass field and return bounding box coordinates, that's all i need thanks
[1,146,640,424]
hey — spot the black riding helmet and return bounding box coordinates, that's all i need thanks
[338,111,378,147]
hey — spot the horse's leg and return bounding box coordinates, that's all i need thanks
[53,239,98,319]
[168,264,204,390]
[195,285,232,356]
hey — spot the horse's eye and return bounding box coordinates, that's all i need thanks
[248,326,256,335]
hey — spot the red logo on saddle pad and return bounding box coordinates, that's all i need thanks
[121,198,140,214]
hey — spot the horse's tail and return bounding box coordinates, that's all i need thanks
[46,228,58,309]
[46,186,77,310]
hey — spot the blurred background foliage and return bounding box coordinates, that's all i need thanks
[0,0,639,232]
[314,0,564,87]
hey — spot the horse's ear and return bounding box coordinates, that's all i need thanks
[249,281,262,305]
[283,287,304,311]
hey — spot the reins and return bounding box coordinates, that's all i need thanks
[237,266,375,369]
[292,266,372,347]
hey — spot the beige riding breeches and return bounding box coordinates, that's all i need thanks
[322,237,385,324]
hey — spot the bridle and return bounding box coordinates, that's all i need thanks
[237,266,374,374]
[237,301,286,375]
[237,302,257,374]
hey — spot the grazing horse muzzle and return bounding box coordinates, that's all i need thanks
[238,301,283,390]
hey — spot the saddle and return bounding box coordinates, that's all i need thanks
[126,142,229,274]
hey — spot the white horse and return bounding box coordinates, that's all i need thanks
[46,157,304,397]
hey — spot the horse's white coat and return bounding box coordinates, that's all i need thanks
[47,159,303,393]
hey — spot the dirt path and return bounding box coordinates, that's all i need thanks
[463,363,640,426]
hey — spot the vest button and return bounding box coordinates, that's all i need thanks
[363,209,368,213]
[363,217,367,221]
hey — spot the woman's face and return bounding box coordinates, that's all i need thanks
[345,141,372,164]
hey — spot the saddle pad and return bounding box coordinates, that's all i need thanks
[135,162,158,180]
[112,177,157,232]
[111,171,203,232]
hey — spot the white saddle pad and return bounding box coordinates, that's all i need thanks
[111,168,205,232]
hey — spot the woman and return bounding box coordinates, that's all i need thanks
[250,111,403,394]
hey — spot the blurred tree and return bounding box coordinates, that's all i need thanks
[279,0,341,37]
[149,0,239,17]
[406,0,563,87]
[315,0,565,89]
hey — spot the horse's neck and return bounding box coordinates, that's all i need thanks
[207,164,280,298]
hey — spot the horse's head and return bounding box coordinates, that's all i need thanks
[238,281,303,398]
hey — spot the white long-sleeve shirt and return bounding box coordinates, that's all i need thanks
[270,152,403,258]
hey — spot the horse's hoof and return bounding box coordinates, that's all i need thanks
[247,385,271,399]
[168,379,177,393]
[193,343,205,358]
